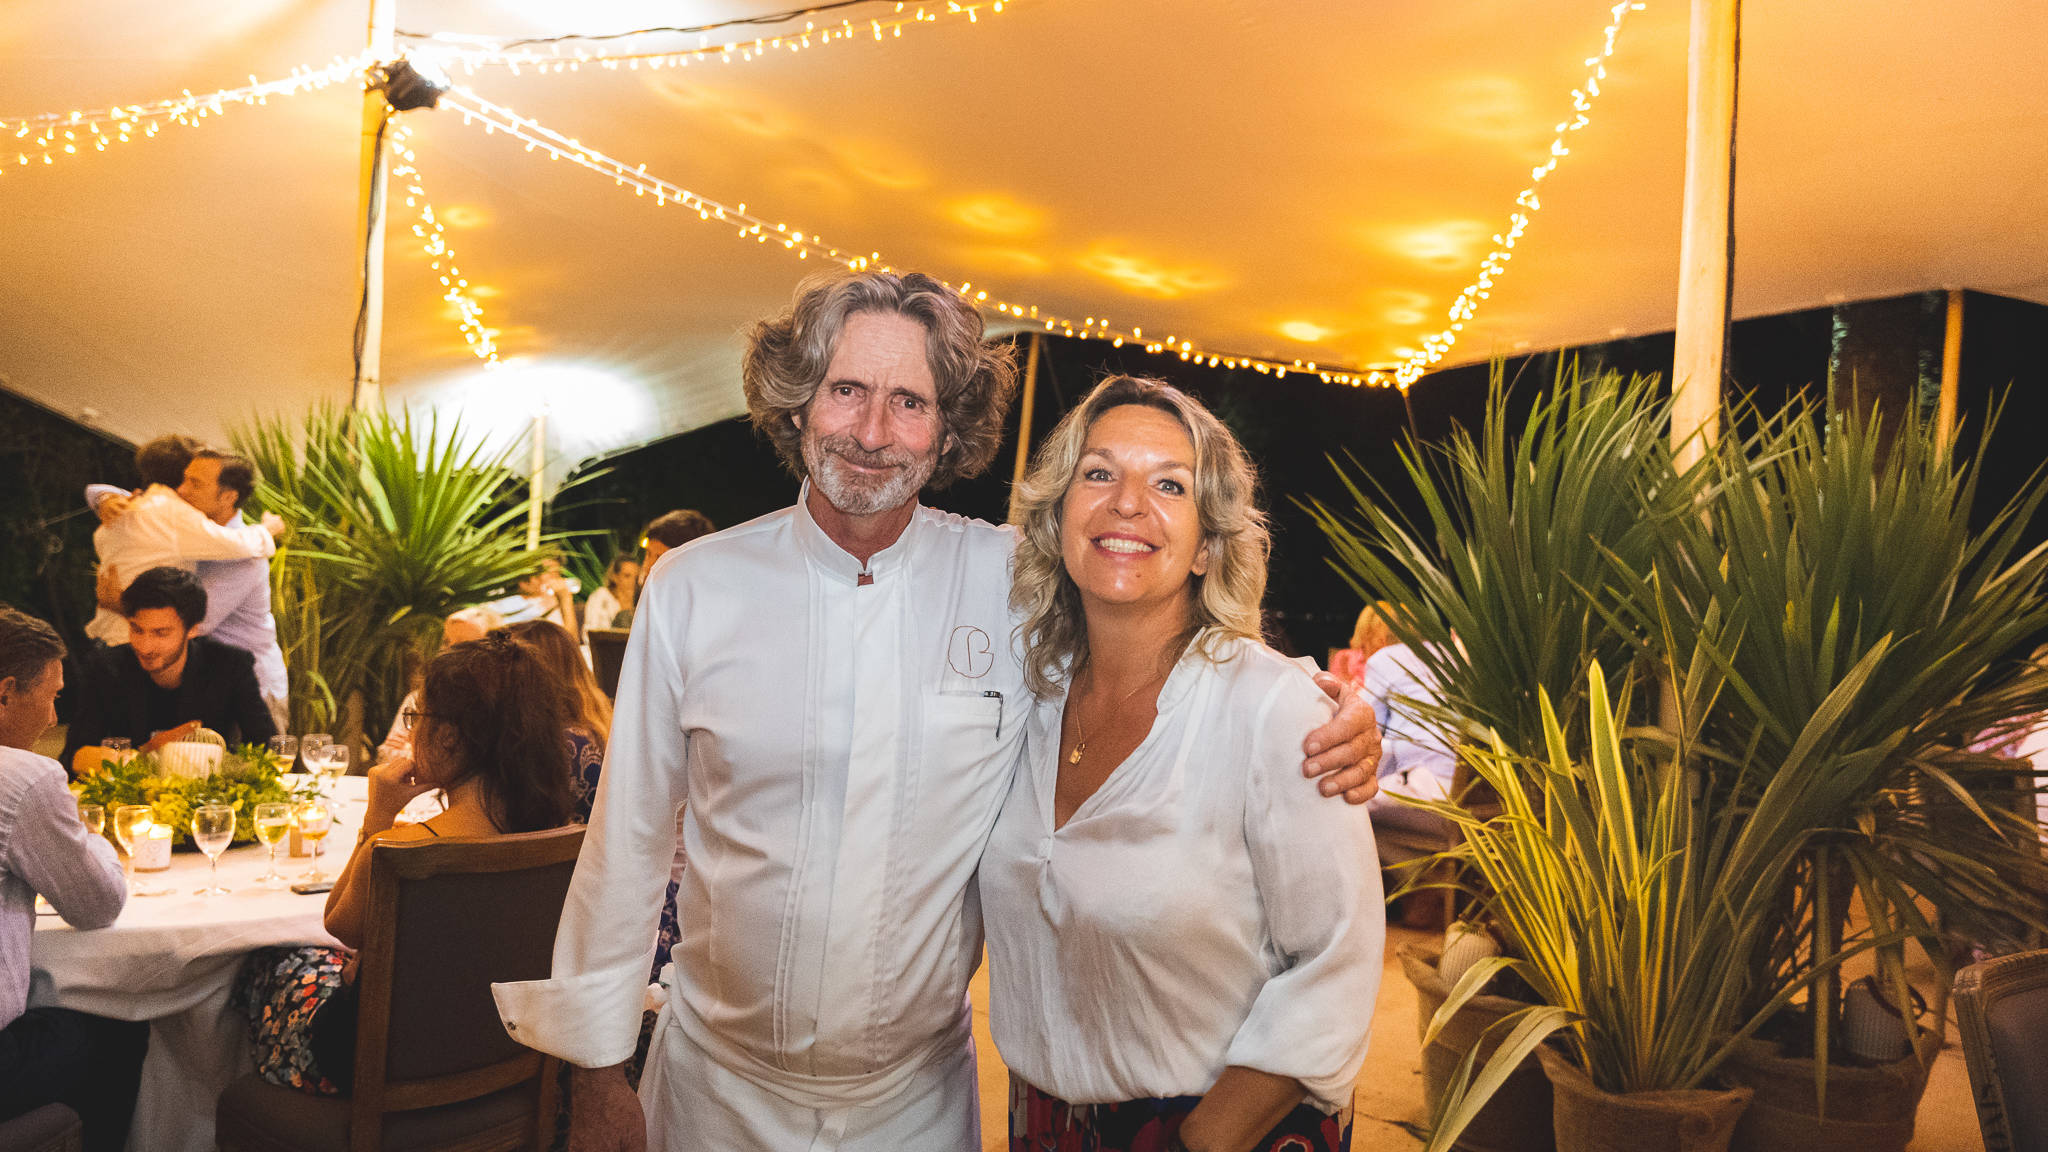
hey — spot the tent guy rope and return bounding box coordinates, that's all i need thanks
[410,0,1017,74]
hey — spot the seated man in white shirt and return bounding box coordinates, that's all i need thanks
[494,271,1384,1152]
[0,607,145,1152]
[1362,640,1460,836]
[85,434,282,648]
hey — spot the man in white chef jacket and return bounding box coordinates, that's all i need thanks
[493,271,1381,1152]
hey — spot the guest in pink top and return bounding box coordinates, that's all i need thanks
[1326,602,1399,687]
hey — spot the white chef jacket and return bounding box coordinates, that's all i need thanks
[979,633,1384,1113]
[84,485,275,645]
[494,492,1027,1145]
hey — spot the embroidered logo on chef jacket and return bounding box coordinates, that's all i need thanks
[946,625,994,679]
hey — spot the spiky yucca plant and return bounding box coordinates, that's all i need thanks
[235,405,574,742]
[1306,363,1698,764]
[1605,396,2048,1063]
[1419,660,1915,1151]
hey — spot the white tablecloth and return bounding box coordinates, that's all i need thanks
[29,777,381,1152]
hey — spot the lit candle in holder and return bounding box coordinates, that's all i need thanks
[134,820,174,872]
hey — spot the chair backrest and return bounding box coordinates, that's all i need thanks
[347,826,585,1149]
[587,628,630,698]
[1955,947,2048,1152]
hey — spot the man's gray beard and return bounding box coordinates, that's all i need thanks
[803,434,936,517]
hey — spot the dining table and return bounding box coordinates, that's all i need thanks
[28,776,407,1152]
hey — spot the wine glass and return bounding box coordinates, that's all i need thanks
[294,800,333,882]
[267,734,300,771]
[319,743,351,797]
[78,803,104,836]
[111,804,166,897]
[191,805,236,896]
[253,802,292,887]
[301,733,332,764]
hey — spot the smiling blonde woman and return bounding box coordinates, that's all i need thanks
[983,376,1384,1152]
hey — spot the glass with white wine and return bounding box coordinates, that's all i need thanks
[294,800,333,883]
[110,804,166,897]
[191,805,236,896]
[253,802,291,887]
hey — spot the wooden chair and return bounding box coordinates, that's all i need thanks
[216,826,585,1152]
[586,628,631,700]
[1954,947,2048,1152]
[1375,755,1497,929]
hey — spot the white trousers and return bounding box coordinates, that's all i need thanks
[640,1016,981,1152]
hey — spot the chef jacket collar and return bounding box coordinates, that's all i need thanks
[794,481,924,587]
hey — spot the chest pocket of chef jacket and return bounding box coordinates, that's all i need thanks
[929,684,999,737]
[924,692,1006,777]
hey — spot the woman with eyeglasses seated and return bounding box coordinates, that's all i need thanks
[237,633,577,1095]
[979,377,1384,1152]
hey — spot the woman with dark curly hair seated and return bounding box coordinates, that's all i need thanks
[237,633,576,1094]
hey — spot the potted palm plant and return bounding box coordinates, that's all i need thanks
[1602,396,2048,1151]
[236,404,582,740]
[1308,365,1700,1149]
[1417,657,1926,1152]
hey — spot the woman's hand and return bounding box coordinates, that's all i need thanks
[365,754,435,831]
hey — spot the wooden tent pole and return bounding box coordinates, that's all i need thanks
[352,0,397,413]
[1008,333,1044,517]
[527,412,546,551]
[1670,0,1740,471]
[1937,289,1963,452]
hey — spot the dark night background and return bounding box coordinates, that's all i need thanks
[544,289,2048,660]
[5,289,2044,681]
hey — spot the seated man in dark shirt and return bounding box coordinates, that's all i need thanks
[60,567,279,770]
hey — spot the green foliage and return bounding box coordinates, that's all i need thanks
[233,404,576,743]
[1319,367,2048,1142]
[1305,362,1695,760]
[71,745,312,845]
[1605,395,2048,1050]
[1420,664,1911,1149]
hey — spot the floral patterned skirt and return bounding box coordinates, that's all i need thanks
[1010,1076,1351,1152]
[233,945,350,1096]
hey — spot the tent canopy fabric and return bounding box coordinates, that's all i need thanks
[3,0,2042,472]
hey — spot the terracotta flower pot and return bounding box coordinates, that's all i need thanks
[1716,1032,1939,1152]
[1537,1046,1752,1152]
[1400,943,1555,1152]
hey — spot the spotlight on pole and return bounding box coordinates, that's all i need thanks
[376,57,450,112]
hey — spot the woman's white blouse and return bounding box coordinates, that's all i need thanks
[978,634,1385,1112]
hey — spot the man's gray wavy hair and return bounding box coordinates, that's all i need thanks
[742,270,1020,489]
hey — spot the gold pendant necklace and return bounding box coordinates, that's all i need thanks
[1067,668,1169,765]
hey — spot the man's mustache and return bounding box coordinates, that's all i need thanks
[817,435,913,471]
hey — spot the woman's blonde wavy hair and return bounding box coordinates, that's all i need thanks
[1010,376,1269,697]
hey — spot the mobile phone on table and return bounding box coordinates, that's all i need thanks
[290,879,334,895]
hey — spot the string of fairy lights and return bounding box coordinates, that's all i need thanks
[1389,0,1645,388]
[390,122,501,365]
[2,55,371,175]
[409,1,1016,76]
[0,1,1647,391]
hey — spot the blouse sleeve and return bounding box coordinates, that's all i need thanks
[1222,673,1386,1111]
[493,568,686,1068]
